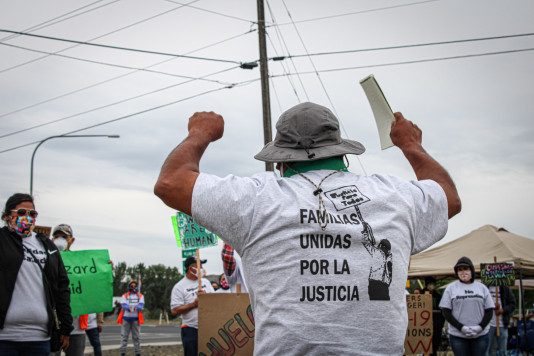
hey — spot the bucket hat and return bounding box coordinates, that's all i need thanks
[254,102,365,163]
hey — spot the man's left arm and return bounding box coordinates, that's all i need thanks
[390,112,461,218]
[154,111,224,215]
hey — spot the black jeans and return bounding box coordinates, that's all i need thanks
[181,326,198,356]
[85,327,102,356]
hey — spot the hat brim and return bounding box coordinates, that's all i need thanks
[254,139,365,163]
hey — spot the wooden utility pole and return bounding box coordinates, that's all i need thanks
[257,0,273,171]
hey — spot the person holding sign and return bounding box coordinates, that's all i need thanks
[0,193,73,355]
[154,103,461,355]
[486,285,516,356]
[170,256,214,356]
[440,257,494,356]
[118,280,144,356]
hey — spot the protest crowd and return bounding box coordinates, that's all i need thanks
[1,102,533,356]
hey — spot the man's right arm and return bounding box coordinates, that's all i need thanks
[154,111,224,216]
[171,299,198,316]
[390,112,461,218]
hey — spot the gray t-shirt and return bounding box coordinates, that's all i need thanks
[0,233,49,341]
[192,170,448,355]
[439,280,493,338]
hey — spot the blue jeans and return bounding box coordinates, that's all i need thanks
[450,333,490,356]
[0,340,50,356]
[181,326,198,356]
[85,327,102,356]
[486,326,508,356]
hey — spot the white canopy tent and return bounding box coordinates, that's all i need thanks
[409,225,534,279]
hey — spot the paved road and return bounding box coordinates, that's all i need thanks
[86,324,182,351]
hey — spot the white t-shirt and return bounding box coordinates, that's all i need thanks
[439,280,494,338]
[87,313,98,330]
[0,233,49,341]
[70,315,86,335]
[192,171,448,355]
[226,258,248,293]
[170,277,214,329]
[488,286,503,327]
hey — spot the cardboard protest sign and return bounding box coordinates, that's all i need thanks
[60,249,113,316]
[405,294,433,355]
[198,293,255,356]
[34,225,51,238]
[171,212,218,250]
[481,262,515,286]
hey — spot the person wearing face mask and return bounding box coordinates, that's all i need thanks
[215,274,229,293]
[0,193,73,355]
[422,276,445,356]
[440,257,494,356]
[50,224,102,356]
[117,280,144,356]
[170,256,214,356]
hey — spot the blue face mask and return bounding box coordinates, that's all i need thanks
[8,215,35,237]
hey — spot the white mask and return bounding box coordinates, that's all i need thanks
[190,266,206,278]
[54,237,68,251]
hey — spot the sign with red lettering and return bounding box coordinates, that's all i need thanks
[404,294,433,355]
[198,293,255,356]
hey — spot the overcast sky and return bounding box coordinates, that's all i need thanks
[1,0,533,276]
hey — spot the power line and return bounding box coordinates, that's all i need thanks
[0,29,242,65]
[278,33,534,60]
[0,0,210,74]
[278,0,367,176]
[0,78,260,154]
[269,47,534,78]
[265,1,306,102]
[165,0,255,23]
[0,0,117,43]
[269,0,438,27]
[0,66,241,139]
[0,42,237,84]
[0,29,256,122]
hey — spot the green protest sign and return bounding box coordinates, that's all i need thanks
[480,262,515,286]
[172,212,218,251]
[60,249,113,316]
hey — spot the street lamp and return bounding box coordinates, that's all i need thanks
[30,134,120,195]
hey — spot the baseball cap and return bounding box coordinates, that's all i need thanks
[184,256,207,271]
[52,224,73,237]
[254,102,365,163]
